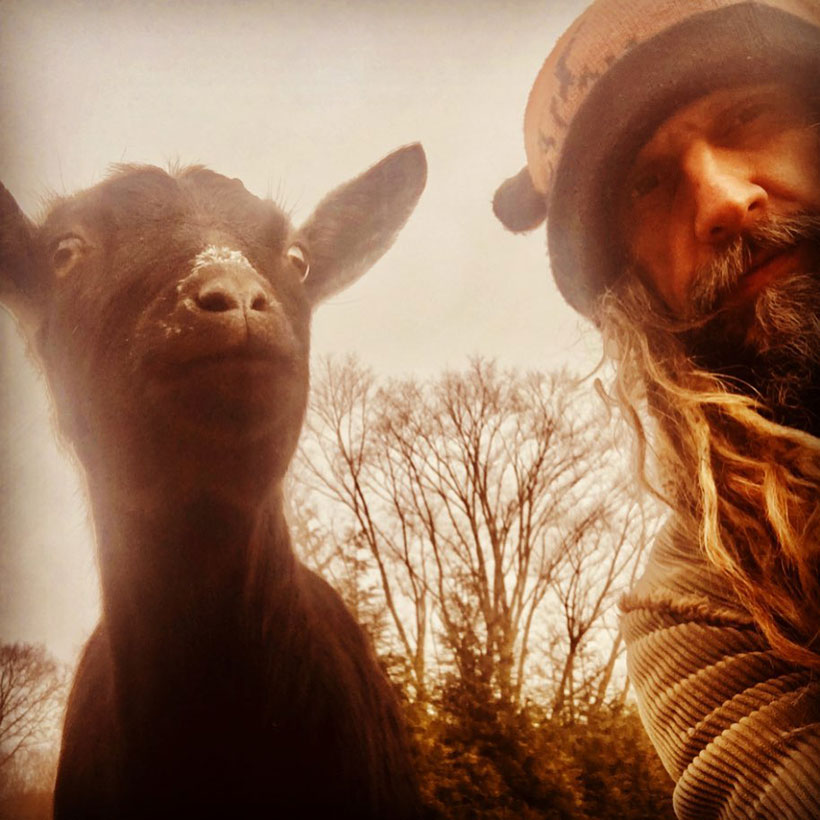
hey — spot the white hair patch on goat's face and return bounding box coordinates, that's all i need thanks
[191,245,256,274]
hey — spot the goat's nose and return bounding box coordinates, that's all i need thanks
[194,272,271,314]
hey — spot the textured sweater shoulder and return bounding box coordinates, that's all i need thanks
[620,520,820,819]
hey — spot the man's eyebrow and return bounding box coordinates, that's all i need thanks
[718,87,789,116]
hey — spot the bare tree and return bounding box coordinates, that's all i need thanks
[546,479,659,720]
[0,643,66,776]
[297,357,432,698]
[295,356,655,714]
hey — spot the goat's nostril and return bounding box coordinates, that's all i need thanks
[194,279,271,314]
[250,293,269,312]
[196,287,239,313]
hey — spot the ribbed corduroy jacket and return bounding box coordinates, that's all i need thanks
[621,520,820,819]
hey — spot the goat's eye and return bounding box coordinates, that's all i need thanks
[52,235,86,277]
[286,243,310,282]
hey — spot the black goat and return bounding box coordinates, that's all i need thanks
[0,144,427,818]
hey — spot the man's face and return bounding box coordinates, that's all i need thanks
[620,81,820,433]
[620,82,820,316]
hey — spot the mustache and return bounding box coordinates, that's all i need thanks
[688,212,820,317]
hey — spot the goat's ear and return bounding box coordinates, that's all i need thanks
[1,182,42,330]
[297,143,427,306]
[492,166,546,233]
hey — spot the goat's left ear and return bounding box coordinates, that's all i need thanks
[0,182,42,331]
[297,143,427,306]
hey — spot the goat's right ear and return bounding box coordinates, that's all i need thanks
[1,182,42,330]
[297,143,427,306]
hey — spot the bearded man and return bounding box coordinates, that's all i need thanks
[494,1,820,817]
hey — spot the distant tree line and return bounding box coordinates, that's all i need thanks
[292,356,675,818]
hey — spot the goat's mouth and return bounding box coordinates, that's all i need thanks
[141,319,302,379]
[147,344,285,389]
[169,349,281,376]
[159,344,300,391]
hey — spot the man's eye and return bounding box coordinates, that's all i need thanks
[631,172,660,200]
[734,102,771,126]
[719,101,777,142]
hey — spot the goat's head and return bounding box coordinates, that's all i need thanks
[0,145,427,509]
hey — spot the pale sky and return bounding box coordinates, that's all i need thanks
[0,0,602,663]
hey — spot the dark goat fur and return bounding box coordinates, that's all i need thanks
[0,145,427,818]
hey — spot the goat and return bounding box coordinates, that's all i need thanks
[0,144,427,818]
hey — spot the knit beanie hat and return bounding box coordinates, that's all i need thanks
[493,0,820,318]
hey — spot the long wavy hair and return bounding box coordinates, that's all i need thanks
[597,271,820,670]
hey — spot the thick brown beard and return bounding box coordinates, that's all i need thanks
[688,271,820,437]
[684,214,820,437]
[597,262,820,671]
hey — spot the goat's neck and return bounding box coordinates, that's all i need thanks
[89,477,296,692]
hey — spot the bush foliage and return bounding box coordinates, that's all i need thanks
[408,679,675,819]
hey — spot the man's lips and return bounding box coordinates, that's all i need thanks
[723,242,810,307]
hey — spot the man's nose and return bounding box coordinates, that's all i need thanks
[684,142,767,244]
